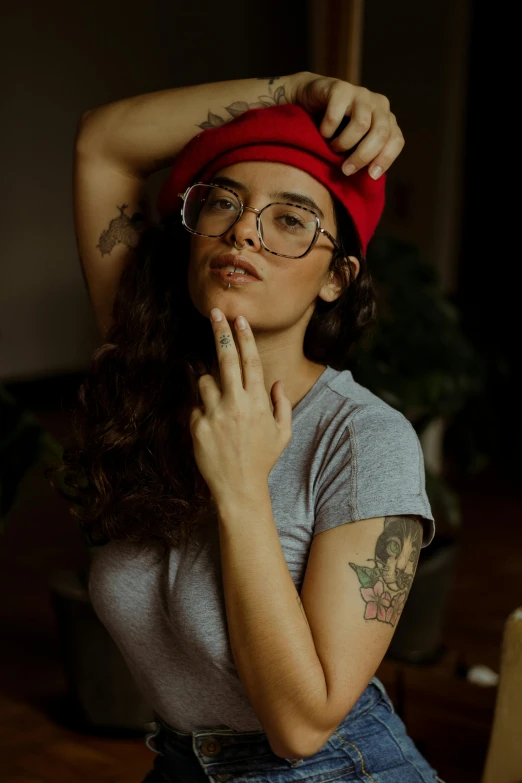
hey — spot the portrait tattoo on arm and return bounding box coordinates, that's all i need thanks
[96,201,148,256]
[349,516,423,627]
[197,77,289,130]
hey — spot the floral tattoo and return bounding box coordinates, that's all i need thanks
[197,78,288,130]
[349,516,422,627]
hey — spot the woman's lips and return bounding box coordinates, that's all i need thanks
[210,268,261,284]
[210,253,261,279]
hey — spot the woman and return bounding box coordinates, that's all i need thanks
[51,71,445,782]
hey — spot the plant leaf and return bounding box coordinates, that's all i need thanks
[0,383,64,532]
[349,562,378,588]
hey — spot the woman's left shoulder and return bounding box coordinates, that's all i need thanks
[348,400,419,446]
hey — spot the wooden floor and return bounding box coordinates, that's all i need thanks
[1,403,520,783]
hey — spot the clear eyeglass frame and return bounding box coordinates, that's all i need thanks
[177,182,342,260]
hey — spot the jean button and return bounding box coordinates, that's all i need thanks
[201,737,222,756]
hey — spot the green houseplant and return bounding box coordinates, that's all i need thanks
[0,383,64,532]
[352,235,484,533]
[350,235,485,663]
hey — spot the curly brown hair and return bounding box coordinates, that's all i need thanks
[45,197,376,551]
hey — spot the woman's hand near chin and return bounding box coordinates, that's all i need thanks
[292,71,405,180]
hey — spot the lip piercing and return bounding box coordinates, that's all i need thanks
[227,241,244,288]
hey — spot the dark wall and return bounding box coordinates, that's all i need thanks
[1,0,309,383]
[453,1,518,477]
[361,0,470,292]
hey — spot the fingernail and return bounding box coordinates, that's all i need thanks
[342,163,356,176]
[210,308,223,322]
[370,165,383,180]
[236,315,247,330]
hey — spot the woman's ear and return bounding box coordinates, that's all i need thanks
[318,255,360,304]
[347,255,360,281]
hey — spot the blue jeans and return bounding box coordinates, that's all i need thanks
[140,676,446,782]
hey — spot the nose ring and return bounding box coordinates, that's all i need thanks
[227,241,245,287]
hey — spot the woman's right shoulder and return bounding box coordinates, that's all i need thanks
[89,539,161,577]
[88,539,165,600]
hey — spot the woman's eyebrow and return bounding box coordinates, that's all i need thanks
[270,190,325,221]
[211,176,325,221]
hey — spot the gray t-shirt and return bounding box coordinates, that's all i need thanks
[89,365,435,732]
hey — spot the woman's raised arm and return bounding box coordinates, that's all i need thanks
[73,75,303,340]
[76,74,303,178]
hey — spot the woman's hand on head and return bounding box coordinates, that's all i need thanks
[293,71,404,180]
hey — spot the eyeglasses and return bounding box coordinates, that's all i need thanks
[177,182,341,259]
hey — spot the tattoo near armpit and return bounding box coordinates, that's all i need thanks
[197,78,288,131]
[349,516,422,627]
[96,201,147,256]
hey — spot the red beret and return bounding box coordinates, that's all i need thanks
[157,104,385,255]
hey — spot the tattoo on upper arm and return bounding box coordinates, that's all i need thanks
[349,516,423,627]
[96,201,148,256]
[197,78,288,130]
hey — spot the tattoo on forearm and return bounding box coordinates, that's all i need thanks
[96,201,147,256]
[197,78,288,131]
[349,516,422,627]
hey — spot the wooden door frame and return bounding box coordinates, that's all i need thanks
[308,0,365,84]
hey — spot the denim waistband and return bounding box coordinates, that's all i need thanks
[146,675,391,773]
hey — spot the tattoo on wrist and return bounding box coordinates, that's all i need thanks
[197,79,288,131]
[349,515,423,628]
[96,201,147,256]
